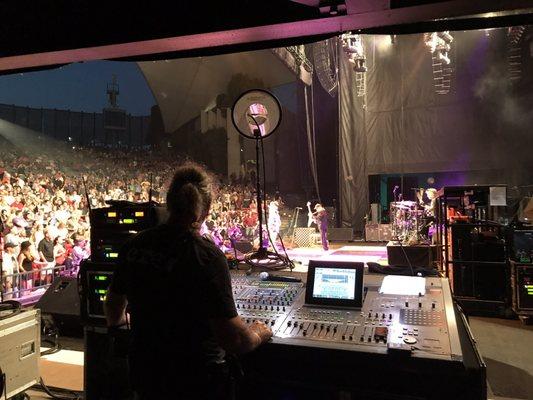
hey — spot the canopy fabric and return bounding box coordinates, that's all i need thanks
[137,50,296,133]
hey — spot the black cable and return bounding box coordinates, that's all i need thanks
[40,338,62,356]
[1,370,6,400]
[393,233,415,277]
[277,233,295,271]
[31,377,82,400]
[0,300,21,320]
[40,318,61,356]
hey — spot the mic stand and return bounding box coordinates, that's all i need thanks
[244,127,289,270]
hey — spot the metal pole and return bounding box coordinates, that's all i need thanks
[256,136,264,253]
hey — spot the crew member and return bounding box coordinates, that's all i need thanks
[313,203,329,251]
[105,163,272,400]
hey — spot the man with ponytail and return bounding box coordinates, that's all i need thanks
[105,162,272,399]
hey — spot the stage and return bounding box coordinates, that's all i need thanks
[284,243,388,272]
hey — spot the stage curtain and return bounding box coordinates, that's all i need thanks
[339,30,533,231]
[339,44,368,230]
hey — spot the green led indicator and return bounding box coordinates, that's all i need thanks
[95,276,108,281]
[122,218,135,224]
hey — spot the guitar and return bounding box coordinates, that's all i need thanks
[306,201,315,227]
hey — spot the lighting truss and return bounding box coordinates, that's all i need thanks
[424,32,454,95]
[507,26,526,85]
[286,45,314,73]
[340,33,367,97]
[341,33,367,73]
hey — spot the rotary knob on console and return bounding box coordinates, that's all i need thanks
[403,336,418,345]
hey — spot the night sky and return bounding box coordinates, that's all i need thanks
[0,60,156,116]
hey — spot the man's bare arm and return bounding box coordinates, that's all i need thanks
[104,290,128,327]
[210,317,272,354]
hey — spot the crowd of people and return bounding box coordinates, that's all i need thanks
[0,139,287,299]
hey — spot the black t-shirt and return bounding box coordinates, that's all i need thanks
[110,224,237,392]
[38,239,54,262]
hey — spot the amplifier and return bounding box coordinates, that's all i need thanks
[379,223,393,241]
[292,227,315,247]
[90,201,167,232]
[328,227,353,242]
[387,242,437,268]
[511,261,533,322]
[79,261,116,326]
[90,201,167,262]
[512,230,533,262]
[366,223,392,242]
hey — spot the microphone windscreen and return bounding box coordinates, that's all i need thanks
[259,271,269,281]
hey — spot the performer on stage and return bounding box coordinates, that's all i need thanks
[267,195,281,250]
[313,203,329,251]
[417,188,438,242]
[417,188,437,217]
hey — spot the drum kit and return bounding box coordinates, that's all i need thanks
[390,200,432,245]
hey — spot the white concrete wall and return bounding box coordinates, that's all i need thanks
[226,107,241,179]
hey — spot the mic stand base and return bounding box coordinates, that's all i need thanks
[245,247,290,271]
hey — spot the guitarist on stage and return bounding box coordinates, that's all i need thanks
[307,202,329,251]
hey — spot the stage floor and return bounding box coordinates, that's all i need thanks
[284,242,388,272]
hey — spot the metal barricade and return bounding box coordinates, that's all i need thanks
[0,264,66,303]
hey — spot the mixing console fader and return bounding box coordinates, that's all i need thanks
[231,275,304,332]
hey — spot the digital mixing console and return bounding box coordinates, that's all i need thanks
[232,276,304,332]
[235,261,484,399]
[232,263,460,361]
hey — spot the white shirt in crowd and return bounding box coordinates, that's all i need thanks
[1,251,17,275]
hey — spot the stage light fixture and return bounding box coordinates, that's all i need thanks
[341,33,367,72]
[318,1,347,16]
[231,90,281,140]
[340,33,367,96]
[424,31,453,66]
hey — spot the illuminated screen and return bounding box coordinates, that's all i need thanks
[312,268,356,300]
[87,271,113,318]
[305,261,364,308]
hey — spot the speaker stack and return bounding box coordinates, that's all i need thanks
[35,276,82,337]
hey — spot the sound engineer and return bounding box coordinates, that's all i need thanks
[105,163,272,400]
